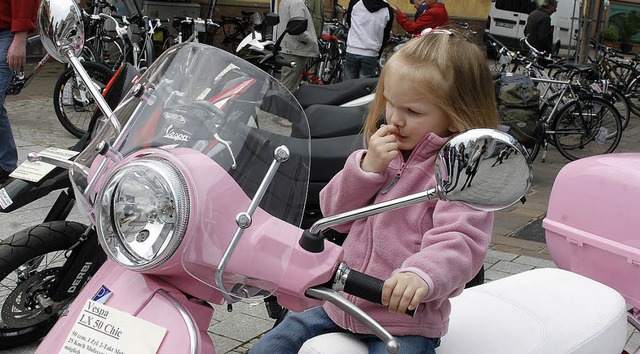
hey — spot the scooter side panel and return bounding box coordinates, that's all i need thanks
[36,261,215,353]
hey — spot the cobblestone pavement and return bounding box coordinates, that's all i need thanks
[1,61,639,353]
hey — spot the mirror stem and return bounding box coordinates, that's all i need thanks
[65,49,121,134]
[300,188,439,252]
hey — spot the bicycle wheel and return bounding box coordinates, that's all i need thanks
[323,44,344,84]
[212,19,246,52]
[627,76,640,117]
[80,43,98,62]
[138,38,155,72]
[608,61,637,90]
[53,61,114,138]
[605,86,631,130]
[525,138,542,162]
[86,35,125,71]
[551,96,622,161]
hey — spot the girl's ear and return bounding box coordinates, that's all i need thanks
[448,124,460,134]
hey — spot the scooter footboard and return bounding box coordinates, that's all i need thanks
[36,261,215,354]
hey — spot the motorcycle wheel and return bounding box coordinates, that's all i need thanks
[53,61,114,139]
[0,221,88,349]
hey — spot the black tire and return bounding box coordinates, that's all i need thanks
[627,76,640,117]
[606,86,631,130]
[81,43,98,63]
[53,61,114,138]
[551,96,623,161]
[0,221,88,349]
[526,140,541,162]
[85,35,125,71]
[139,38,155,73]
[162,34,177,52]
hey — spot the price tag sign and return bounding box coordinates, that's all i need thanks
[61,300,167,354]
[9,147,78,183]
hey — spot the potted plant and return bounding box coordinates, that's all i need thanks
[600,28,620,49]
[610,11,640,53]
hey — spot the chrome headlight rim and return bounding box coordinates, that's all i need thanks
[96,156,190,271]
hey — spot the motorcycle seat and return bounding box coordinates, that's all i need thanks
[299,268,627,354]
[294,78,378,109]
[292,105,368,139]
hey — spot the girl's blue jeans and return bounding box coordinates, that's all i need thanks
[248,306,440,354]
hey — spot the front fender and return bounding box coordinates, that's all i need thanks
[36,261,215,354]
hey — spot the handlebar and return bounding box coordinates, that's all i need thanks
[331,264,415,317]
[302,262,420,353]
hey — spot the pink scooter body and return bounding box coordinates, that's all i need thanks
[37,147,344,353]
[36,261,217,353]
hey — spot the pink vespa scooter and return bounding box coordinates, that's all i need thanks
[33,1,533,353]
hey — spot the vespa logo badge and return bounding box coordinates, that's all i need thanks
[163,111,187,125]
[163,124,191,142]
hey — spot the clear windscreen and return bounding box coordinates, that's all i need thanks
[69,42,311,298]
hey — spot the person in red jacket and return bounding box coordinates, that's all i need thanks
[0,0,39,183]
[392,0,449,35]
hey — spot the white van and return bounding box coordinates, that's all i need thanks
[484,0,580,56]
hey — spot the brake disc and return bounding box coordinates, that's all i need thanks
[1,268,66,328]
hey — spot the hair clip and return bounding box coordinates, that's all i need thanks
[419,28,453,36]
[418,28,473,42]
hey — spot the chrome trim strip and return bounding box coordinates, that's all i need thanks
[157,289,198,354]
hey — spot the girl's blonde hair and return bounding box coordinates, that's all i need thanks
[363,32,498,146]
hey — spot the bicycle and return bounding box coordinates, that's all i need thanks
[302,19,348,85]
[211,11,263,52]
[525,76,623,162]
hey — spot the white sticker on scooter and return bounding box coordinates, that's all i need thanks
[0,188,12,209]
[61,299,166,354]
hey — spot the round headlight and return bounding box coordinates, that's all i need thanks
[97,157,189,271]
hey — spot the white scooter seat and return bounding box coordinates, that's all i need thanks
[299,268,627,354]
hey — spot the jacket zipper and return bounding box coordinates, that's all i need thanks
[381,160,408,194]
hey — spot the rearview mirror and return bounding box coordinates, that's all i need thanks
[37,0,84,63]
[436,129,532,211]
[265,12,280,27]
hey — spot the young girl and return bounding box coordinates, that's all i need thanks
[249,30,498,354]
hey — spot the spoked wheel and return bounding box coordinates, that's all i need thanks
[605,86,631,131]
[53,61,114,138]
[0,221,88,349]
[212,20,245,52]
[551,96,623,161]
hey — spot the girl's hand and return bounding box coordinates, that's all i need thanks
[381,272,429,315]
[391,4,401,14]
[361,124,399,173]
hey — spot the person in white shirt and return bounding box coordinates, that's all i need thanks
[344,0,393,79]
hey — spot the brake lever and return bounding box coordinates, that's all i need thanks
[306,287,400,354]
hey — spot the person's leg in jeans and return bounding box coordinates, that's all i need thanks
[0,30,18,176]
[249,307,342,354]
[359,55,380,78]
[344,52,361,80]
[362,334,440,354]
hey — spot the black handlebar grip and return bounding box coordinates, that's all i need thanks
[273,55,296,69]
[344,269,415,317]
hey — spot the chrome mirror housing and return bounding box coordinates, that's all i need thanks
[436,129,533,211]
[37,0,84,63]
